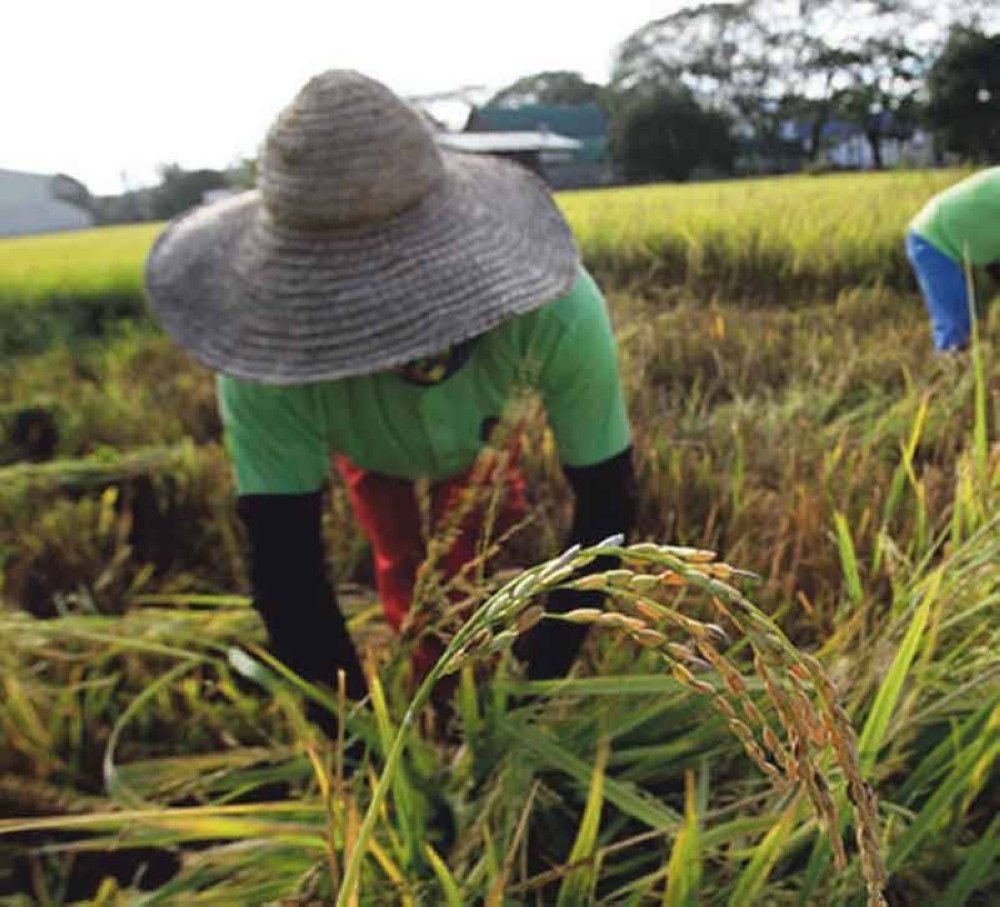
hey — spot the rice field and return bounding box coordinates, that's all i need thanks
[0,223,159,305]
[0,224,159,358]
[0,169,973,339]
[1,168,998,905]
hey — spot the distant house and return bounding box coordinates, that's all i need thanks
[738,114,935,174]
[436,131,583,180]
[786,113,935,170]
[823,126,934,171]
[0,168,94,238]
[463,103,613,189]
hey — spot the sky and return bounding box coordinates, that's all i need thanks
[4,1,678,195]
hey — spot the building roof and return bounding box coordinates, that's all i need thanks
[466,103,608,162]
[0,166,50,181]
[436,131,582,154]
[469,103,607,138]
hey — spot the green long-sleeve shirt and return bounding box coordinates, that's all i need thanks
[218,268,631,495]
[910,168,1000,265]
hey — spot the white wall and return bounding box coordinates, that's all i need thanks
[0,168,94,237]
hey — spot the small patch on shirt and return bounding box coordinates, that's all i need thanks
[396,339,476,386]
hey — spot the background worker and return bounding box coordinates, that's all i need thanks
[144,70,637,738]
[907,167,1000,351]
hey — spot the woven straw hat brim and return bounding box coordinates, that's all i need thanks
[145,152,579,384]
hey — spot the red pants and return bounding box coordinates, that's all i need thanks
[334,450,527,675]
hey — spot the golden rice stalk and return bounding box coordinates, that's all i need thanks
[382,538,886,907]
[573,542,886,905]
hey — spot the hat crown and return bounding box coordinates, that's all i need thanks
[259,70,445,229]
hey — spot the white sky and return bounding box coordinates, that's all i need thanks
[4,1,678,194]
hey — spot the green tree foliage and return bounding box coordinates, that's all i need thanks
[49,174,92,213]
[610,2,774,127]
[151,164,231,220]
[826,25,925,169]
[228,157,258,190]
[487,71,602,108]
[609,0,991,170]
[927,26,1000,162]
[610,87,735,182]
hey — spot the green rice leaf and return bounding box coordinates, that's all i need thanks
[662,770,702,907]
[727,796,800,906]
[507,721,680,831]
[857,569,940,775]
[424,843,464,907]
[558,736,610,906]
[941,815,1000,906]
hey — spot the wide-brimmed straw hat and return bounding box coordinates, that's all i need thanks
[144,69,580,384]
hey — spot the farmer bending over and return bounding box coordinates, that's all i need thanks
[144,70,637,735]
[907,167,1000,351]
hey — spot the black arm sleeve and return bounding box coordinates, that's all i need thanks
[238,492,367,700]
[519,447,638,680]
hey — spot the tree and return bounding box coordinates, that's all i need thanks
[487,71,602,108]
[151,165,230,220]
[228,157,258,190]
[927,26,1000,162]
[826,40,922,168]
[611,3,776,121]
[610,86,736,182]
[609,0,963,169]
[50,174,93,214]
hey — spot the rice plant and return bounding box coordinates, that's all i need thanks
[1,167,998,904]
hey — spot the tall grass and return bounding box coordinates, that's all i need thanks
[1,168,998,904]
[559,169,971,300]
[0,224,159,305]
[0,225,161,357]
[0,169,976,355]
[2,474,996,902]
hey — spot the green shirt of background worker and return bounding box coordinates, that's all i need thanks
[907,167,1000,350]
[143,70,638,742]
